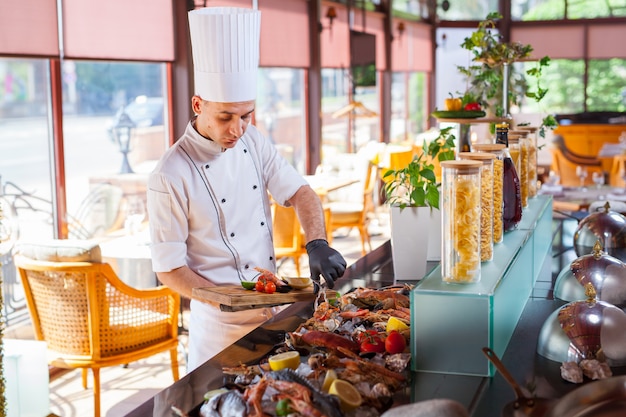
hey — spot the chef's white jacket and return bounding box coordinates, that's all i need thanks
[147,121,307,370]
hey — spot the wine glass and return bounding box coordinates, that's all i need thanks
[575,165,588,191]
[124,196,146,236]
[591,171,605,189]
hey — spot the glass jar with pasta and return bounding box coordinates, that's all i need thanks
[510,130,530,208]
[458,152,496,262]
[516,125,539,198]
[441,160,482,284]
[472,143,505,244]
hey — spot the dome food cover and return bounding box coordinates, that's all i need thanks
[573,202,626,261]
[569,241,626,308]
[537,283,626,366]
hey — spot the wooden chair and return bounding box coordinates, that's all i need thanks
[13,239,180,417]
[327,162,378,255]
[549,135,604,187]
[272,204,332,276]
[272,203,305,276]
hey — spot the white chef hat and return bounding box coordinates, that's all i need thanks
[188,7,261,103]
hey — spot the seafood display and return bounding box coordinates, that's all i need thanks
[194,285,413,417]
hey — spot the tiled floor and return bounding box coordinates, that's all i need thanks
[5,211,392,417]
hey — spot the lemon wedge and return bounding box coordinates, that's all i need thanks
[329,379,362,412]
[386,316,409,333]
[321,369,337,392]
[268,351,301,371]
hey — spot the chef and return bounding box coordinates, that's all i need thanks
[147,6,347,372]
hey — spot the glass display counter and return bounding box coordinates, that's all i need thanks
[411,195,552,376]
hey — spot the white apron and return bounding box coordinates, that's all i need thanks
[186,300,275,372]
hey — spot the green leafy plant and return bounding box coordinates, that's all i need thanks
[458,12,555,137]
[383,127,456,209]
[458,13,550,115]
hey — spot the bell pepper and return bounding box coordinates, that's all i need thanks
[444,96,463,111]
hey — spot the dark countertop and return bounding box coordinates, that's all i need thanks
[125,239,625,417]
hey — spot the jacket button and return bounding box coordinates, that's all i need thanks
[253,185,258,189]
[230,232,235,237]
[261,221,265,226]
[221,198,226,203]
[244,264,249,269]
[269,256,274,261]
[205,164,209,169]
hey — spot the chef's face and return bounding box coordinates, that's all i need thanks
[192,96,255,149]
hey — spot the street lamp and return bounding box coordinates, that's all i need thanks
[113,109,135,174]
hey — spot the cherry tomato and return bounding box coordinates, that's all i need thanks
[255,279,266,292]
[464,102,481,111]
[385,330,407,354]
[358,330,386,353]
[264,281,276,294]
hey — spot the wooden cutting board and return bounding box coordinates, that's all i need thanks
[192,285,336,312]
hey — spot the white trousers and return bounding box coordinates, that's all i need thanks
[186,299,275,372]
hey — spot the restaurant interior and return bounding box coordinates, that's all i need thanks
[2,0,626,416]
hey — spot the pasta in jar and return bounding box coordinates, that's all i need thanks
[441,160,482,284]
[472,144,505,244]
[459,152,496,262]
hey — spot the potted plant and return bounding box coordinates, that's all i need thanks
[382,127,456,281]
[457,12,556,137]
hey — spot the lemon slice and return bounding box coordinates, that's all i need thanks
[268,351,301,371]
[329,379,362,412]
[386,316,409,333]
[321,369,337,392]
[203,387,229,401]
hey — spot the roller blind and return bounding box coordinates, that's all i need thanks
[258,0,309,67]
[62,0,174,61]
[392,20,432,72]
[0,0,60,57]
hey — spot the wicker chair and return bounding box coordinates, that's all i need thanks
[13,239,180,417]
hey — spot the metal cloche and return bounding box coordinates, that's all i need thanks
[569,240,626,308]
[573,202,626,262]
[538,283,626,366]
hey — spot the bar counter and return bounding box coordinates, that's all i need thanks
[126,225,625,417]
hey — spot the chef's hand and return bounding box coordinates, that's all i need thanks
[306,239,347,290]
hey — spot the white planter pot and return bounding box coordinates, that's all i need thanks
[389,205,441,281]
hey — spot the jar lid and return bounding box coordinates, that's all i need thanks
[516,125,538,132]
[495,122,509,129]
[508,134,522,142]
[472,143,505,152]
[509,129,529,136]
[458,151,496,164]
[440,159,482,173]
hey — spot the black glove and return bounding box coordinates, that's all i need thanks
[306,239,347,289]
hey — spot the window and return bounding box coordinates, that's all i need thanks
[512,0,626,20]
[0,58,169,243]
[255,68,307,174]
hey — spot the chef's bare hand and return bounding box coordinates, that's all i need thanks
[306,239,347,290]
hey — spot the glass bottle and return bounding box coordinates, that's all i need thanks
[517,126,539,198]
[495,124,522,232]
[458,151,496,262]
[441,160,482,284]
[510,130,529,208]
[472,143,506,244]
